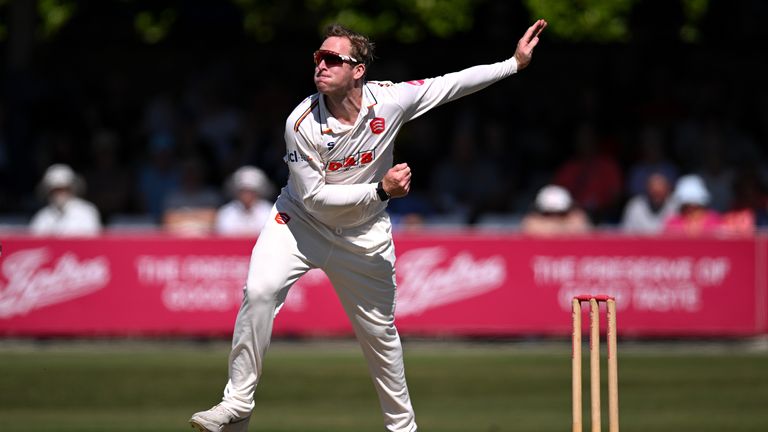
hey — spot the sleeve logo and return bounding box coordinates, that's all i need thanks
[275,212,291,224]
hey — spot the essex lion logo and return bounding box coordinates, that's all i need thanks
[369,117,385,134]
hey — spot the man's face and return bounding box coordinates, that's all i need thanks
[313,36,363,95]
[646,173,670,205]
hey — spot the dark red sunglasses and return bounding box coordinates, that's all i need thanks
[313,49,360,67]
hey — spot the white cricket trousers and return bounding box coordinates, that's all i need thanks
[219,196,417,432]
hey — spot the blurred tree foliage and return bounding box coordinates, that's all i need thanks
[523,0,634,42]
[523,0,709,43]
[0,0,709,44]
[230,0,477,43]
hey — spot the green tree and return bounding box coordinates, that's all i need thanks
[0,0,710,45]
[523,0,709,43]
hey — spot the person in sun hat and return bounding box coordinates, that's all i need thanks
[520,184,591,236]
[214,165,275,236]
[663,174,723,236]
[29,163,102,236]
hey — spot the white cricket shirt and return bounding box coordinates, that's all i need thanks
[283,57,519,229]
[29,197,102,236]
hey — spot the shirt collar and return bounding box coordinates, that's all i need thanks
[319,83,378,135]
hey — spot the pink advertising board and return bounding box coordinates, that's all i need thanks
[0,233,765,337]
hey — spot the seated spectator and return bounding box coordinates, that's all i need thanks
[163,157,222,236]
[663,174,723,236]
[83,129,134,223]
[625,124,678,197]
[520,185,592,236]
[215,166,274,236]
[29,164,102,236]
[621,172,678,234]
[429,130,503,223]
[720,208,756,236]
[138,132,181,223]
[727,161,768,229]
[553,123,623,224]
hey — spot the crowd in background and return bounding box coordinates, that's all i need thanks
[2,2,768,237]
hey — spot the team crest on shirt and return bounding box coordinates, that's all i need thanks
[325,149,375,172]
[369,117,385,134]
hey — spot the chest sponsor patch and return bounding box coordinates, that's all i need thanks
[326,149,375,173]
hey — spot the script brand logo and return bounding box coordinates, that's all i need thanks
[0,248,110,318]
[396,247,506,317]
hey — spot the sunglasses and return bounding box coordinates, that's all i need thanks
[313,50,360,67]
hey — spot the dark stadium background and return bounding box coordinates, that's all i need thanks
[1,0,767,227]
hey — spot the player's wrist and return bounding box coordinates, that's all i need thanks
[376,181,391,201]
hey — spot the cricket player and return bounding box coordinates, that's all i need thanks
[190,19,547,432]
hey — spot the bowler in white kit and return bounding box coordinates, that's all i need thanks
[190,19,547,432]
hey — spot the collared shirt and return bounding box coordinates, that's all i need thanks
[29,197,102,236]
[215,199,273,236]
[283,57,519,229]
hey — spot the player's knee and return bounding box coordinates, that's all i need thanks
[244,282,278,305]
[353,313,397,339]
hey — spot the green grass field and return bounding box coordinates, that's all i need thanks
[1,339,767,432]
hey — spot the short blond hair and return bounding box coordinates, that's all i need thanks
[323,23,375,68]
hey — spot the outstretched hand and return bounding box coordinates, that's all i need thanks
[514,19,547,71]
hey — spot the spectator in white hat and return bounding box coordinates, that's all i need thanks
[29,164,102,236]
[520,184,591,236]
[663,174,723,236]
[215,166,274,236]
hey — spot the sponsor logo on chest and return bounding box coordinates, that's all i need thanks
[325,149,376,173]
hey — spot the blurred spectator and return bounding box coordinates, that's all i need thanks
[138,132,182,222]
[714,162,768,236]
[29,164,101,236]
[197,90,245,176]
[663,174,723,236]
[626,124,678,197]
[430,130,502,223]
[0,101,9,212]
[553,123,623,224]
[143,94,178,138]
[215,166,274,236]
[696,132,734,212]
[621,172,678,234]
[520,185,591,236]
[162,157,222,236]
[83,129,134,224]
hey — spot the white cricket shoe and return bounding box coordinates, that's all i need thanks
[189,404,250,432]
